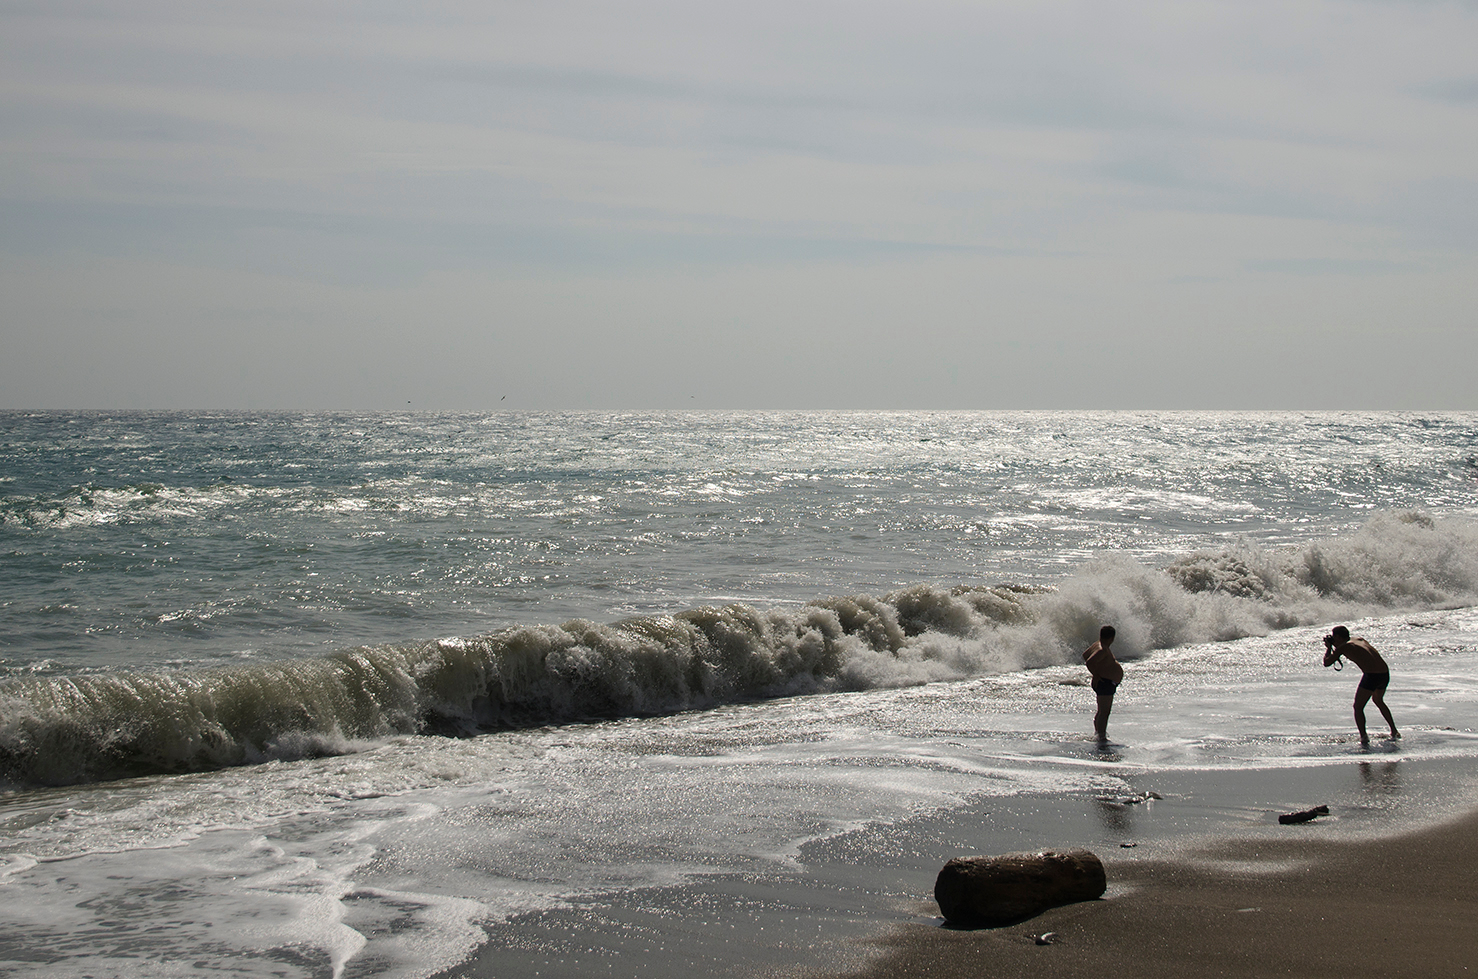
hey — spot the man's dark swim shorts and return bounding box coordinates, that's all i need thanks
[1358,671,1390,692]
[1091,676,1119,696]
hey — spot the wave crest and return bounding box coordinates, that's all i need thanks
[4,511,1476,787]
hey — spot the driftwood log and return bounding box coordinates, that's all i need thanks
[934,849,1106,927]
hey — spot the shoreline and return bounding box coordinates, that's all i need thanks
[446,753,1478,979]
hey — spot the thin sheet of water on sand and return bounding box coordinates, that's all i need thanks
[440,611,1478,979]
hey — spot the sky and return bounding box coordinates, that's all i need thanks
[2,0,1476,410]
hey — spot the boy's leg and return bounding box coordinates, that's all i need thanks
[1094,693,1113,740]
[1371,690,1400,738]
[1354,686,1373,743]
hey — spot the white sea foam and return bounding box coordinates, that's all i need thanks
[4,511,1476,788]
[2,605,1476,978]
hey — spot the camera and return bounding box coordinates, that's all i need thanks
[1322,633,1336,646]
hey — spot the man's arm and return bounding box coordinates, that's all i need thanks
[1085,645,1124,682]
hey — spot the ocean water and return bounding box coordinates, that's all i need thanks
[2,410,1478,978]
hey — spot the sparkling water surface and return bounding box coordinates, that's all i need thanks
[4,410,1473,674]
[2,411,1477,979]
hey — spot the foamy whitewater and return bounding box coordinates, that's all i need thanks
[2,411,1478,978]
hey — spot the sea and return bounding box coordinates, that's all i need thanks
[2,410,1477,978]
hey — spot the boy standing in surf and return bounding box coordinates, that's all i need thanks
[1083,625,1123,742]
[1323,625,1400,744]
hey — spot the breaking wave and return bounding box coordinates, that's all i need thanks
[4,510,1476,788]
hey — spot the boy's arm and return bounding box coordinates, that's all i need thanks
[1085,646,1124,682]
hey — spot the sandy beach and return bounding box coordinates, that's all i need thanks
[825,802,1478,979]
[443,753,1478,979]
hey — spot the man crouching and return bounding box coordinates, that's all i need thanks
[1323,625,1400,744]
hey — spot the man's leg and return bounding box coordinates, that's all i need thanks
[1354,686,1373,743]
[1094,693,1113,740]
[1371,690,1400,738]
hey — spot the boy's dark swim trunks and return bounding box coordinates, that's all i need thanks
[1358,671,1390,692]
[1091,676,1119,696]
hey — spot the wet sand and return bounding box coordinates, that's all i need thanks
[446,754,1478,979]
[820,797,1478,979]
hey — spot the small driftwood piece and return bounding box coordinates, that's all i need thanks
[1278,805,1330,825]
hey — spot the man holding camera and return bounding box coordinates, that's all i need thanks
[1323,625,1400,744]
